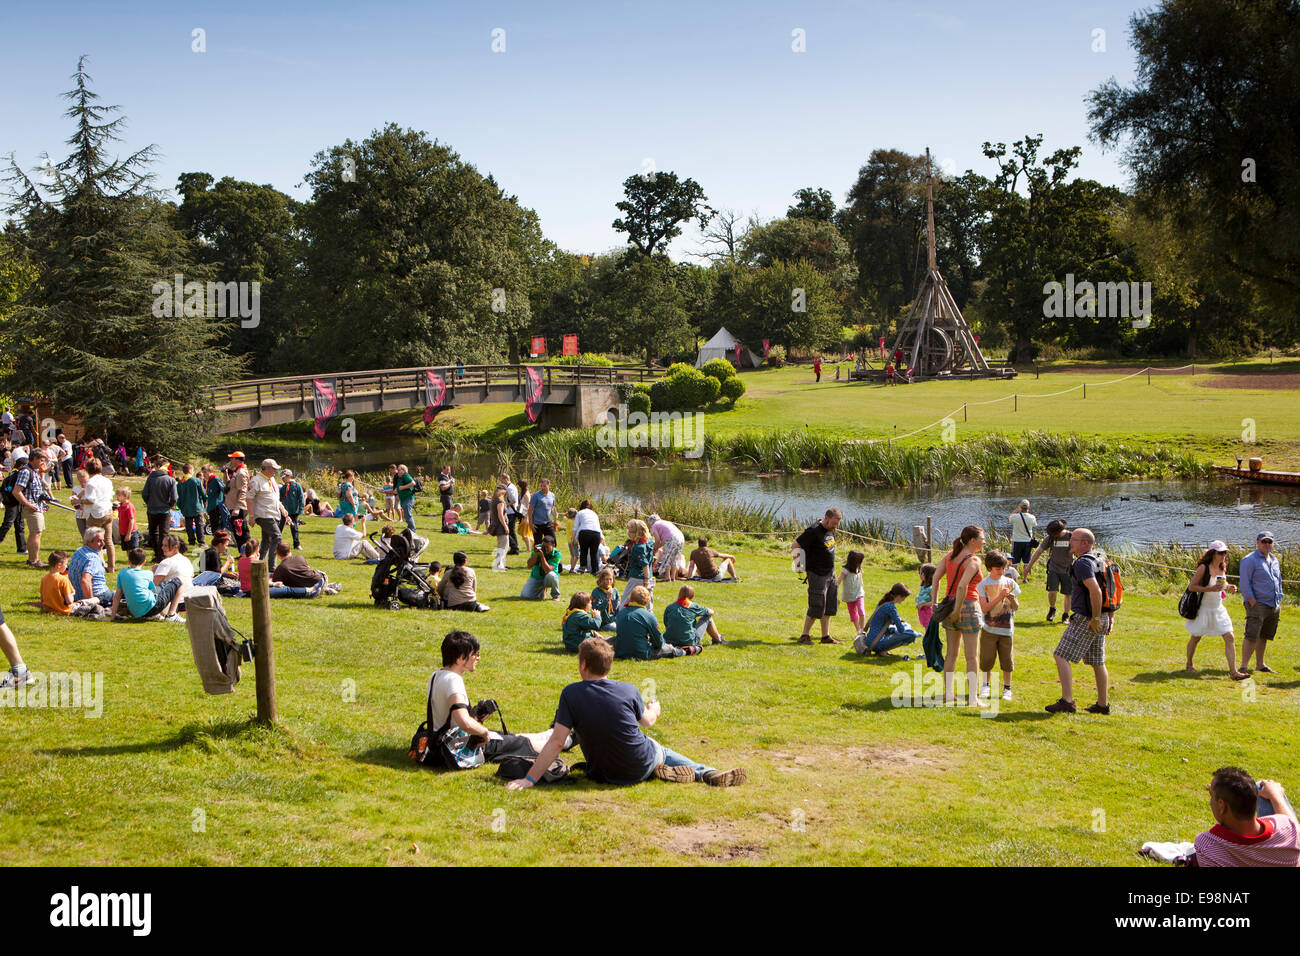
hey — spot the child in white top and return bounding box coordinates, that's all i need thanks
[838,549,866,631]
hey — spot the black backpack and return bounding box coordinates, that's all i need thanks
[1,467,24,506]
[495,755,570,784]
[411,475,424,494]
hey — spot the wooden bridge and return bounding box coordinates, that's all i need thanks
[207,364,662,434]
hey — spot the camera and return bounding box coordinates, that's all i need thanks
[239,638,255,663]
[471,698,499,721]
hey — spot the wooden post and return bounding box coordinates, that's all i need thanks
[250,560,277,725]
[1083,383,1087,399]
[1034,362,1039,379]
[1147,370,1151,385]
[925,516,932,564]
[963,403,967,422]
[1013,394,1017,412]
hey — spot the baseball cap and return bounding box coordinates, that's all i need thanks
[227,451,245,459]
[1257,531,1275,542]
[261,458,281,471]
[1208,540,1228,552]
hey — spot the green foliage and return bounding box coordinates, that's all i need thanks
[550,352,613,366]
[719,374,746,405]
[626,390,651,416]
[612,171,710,257]
[741,216,857,296]
[700,357,737,382]
[0,58,237,455]
[787,186,837,222]
[731,260,842,353]
[648,364,720,411]
[766,344,787,366]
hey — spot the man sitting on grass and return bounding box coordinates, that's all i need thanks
[333,512,380,560]
[507,636,747,790]
[663,584,726,651]
[686,538,739,581]
[1192,767,1300,867]
[271,541,340,595]
[111,547,186,623]
[613,585,684,659]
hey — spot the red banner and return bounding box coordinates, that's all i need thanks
[423,369,447,424]
[524,365,544,423]
[762,339,770,360]
[734,342,742,366]
[312,378,339,439]
[879,336,886,361]
[562,334,579,356]
[530,336,547,357]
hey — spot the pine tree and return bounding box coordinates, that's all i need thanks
[1,57,242,455]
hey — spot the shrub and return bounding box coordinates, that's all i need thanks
[626,391,651,416]
[551,352,613,366]
[766,344,787,367]
[700,357,737,383]
[649,365,720,410]
[719,375,746,404]
[666,361,696,378]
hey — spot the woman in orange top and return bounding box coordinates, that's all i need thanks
[932,525,986,705]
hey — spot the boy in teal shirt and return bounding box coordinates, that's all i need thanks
[591,568,620,632]
[176,464,206,547]
[662,584,724,653]
[562,592,606,652]
[614,585,684,659]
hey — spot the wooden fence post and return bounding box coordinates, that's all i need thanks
[925,516,932,564]
[250,560,277,725]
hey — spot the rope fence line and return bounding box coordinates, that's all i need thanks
[866,364,1200,446]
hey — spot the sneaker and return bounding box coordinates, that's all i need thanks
[979,684,991,699]
[163,613,185,623]
[0,668,34,690]
[654,764,696,783]
[797,635,814,645]
[1084,702,1110,715]
[1001,687,1013,701]
[1045,697,1077,714]
[1045,608,1055,622]
[819,635,843,645]
[701,768,748,788]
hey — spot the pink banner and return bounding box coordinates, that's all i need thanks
[423,369,447,424]
[312,378,339,439]
[524,365,544,423]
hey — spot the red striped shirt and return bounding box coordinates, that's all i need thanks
[1194,815,1300,867]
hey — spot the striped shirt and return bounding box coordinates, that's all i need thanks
[1193,815,1300,867]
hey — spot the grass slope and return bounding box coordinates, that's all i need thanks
[2,487,1297,866]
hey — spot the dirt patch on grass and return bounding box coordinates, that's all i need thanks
[1201,372,1300,391]
[767,743,954,774]
[661,822,765,861]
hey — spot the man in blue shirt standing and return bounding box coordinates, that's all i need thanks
[530,477,557,544]
[1240,531,1284,675]
[505,637,746,789]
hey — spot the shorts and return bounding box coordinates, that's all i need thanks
[1011,541,1033,564]
[659,536,684,571]
[943,598,983,634]
[1244,603,1281,642]
[1046,567,1071,593]
[1054,612,1111,666]
[806,572,838,619]
[979,629,1014,672]
[25,509,46,534]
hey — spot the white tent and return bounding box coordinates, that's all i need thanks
[695,326,761,369]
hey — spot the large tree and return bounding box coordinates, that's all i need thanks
[1088,0,1300,331]
[1,58,234,454]
[787,186,836,222]
[294,124,535,370]
[176,172,300,372]
[838,150,928,321]
[612,171,711,257]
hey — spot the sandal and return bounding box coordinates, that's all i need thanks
[796,635,813,645]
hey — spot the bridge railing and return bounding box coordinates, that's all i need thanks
[208,363,663,412]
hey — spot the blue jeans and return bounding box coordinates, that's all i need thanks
[400,499,415,531]
[193,571,224,588]
[869,624,919,653]
[643,740,715,781]
[521,572,560,600]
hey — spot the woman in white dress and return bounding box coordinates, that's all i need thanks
[1184,541,1244,679]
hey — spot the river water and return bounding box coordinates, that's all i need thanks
[269,439,1300,550]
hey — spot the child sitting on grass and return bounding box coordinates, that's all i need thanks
[854,583,920,656]
[613,585,683,659]
[837,549,866,632]
[562,591,606,652]
[976,550,1019,701]
[428,561,443,590]
[663,584,725,651]
[591,567,620,632]
[915,562,937,629]
[236,540,257,593]
[41,551,103,616]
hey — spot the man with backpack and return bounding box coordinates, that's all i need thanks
[1046,528,1119,716]
[9,450,52,567]
[141,455,178,563]
[0,454,29,555]
[500,472,521,555]
[416,630,557,771]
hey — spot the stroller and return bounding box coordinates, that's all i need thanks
[606,542,632,578]
[370,529,441,610]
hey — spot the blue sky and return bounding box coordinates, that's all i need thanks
[1,0,1142,259]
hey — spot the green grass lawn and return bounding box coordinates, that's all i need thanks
[285,358,1300,470]
[3,486,1298,866]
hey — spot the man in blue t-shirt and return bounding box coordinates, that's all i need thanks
[506,637,747,789]
[1046,528,1111,716]
[530,478,557,543]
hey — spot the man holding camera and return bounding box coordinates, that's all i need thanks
[425,630,558,769]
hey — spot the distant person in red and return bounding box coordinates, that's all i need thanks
[894,349,903,364]
[885,362,896,385]
[813,356,822,382]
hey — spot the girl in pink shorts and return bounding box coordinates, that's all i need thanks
[838,550,866,630]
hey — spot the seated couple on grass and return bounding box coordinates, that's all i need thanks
[507,636,746,790]
[606,585,725,659]
[222,541,334,598]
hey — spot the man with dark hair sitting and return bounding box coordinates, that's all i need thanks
[424,630,557,769]
[1192,767,1299,867]
[507,636,747,790]
[438,551,489,612]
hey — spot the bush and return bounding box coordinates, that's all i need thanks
[700,357,737,383]
[766,344,787,367]
[649,366,720,410]
[666,362,696,378]
[626,390,651,416]
[551,352,613,367]
[719,375,746,405]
